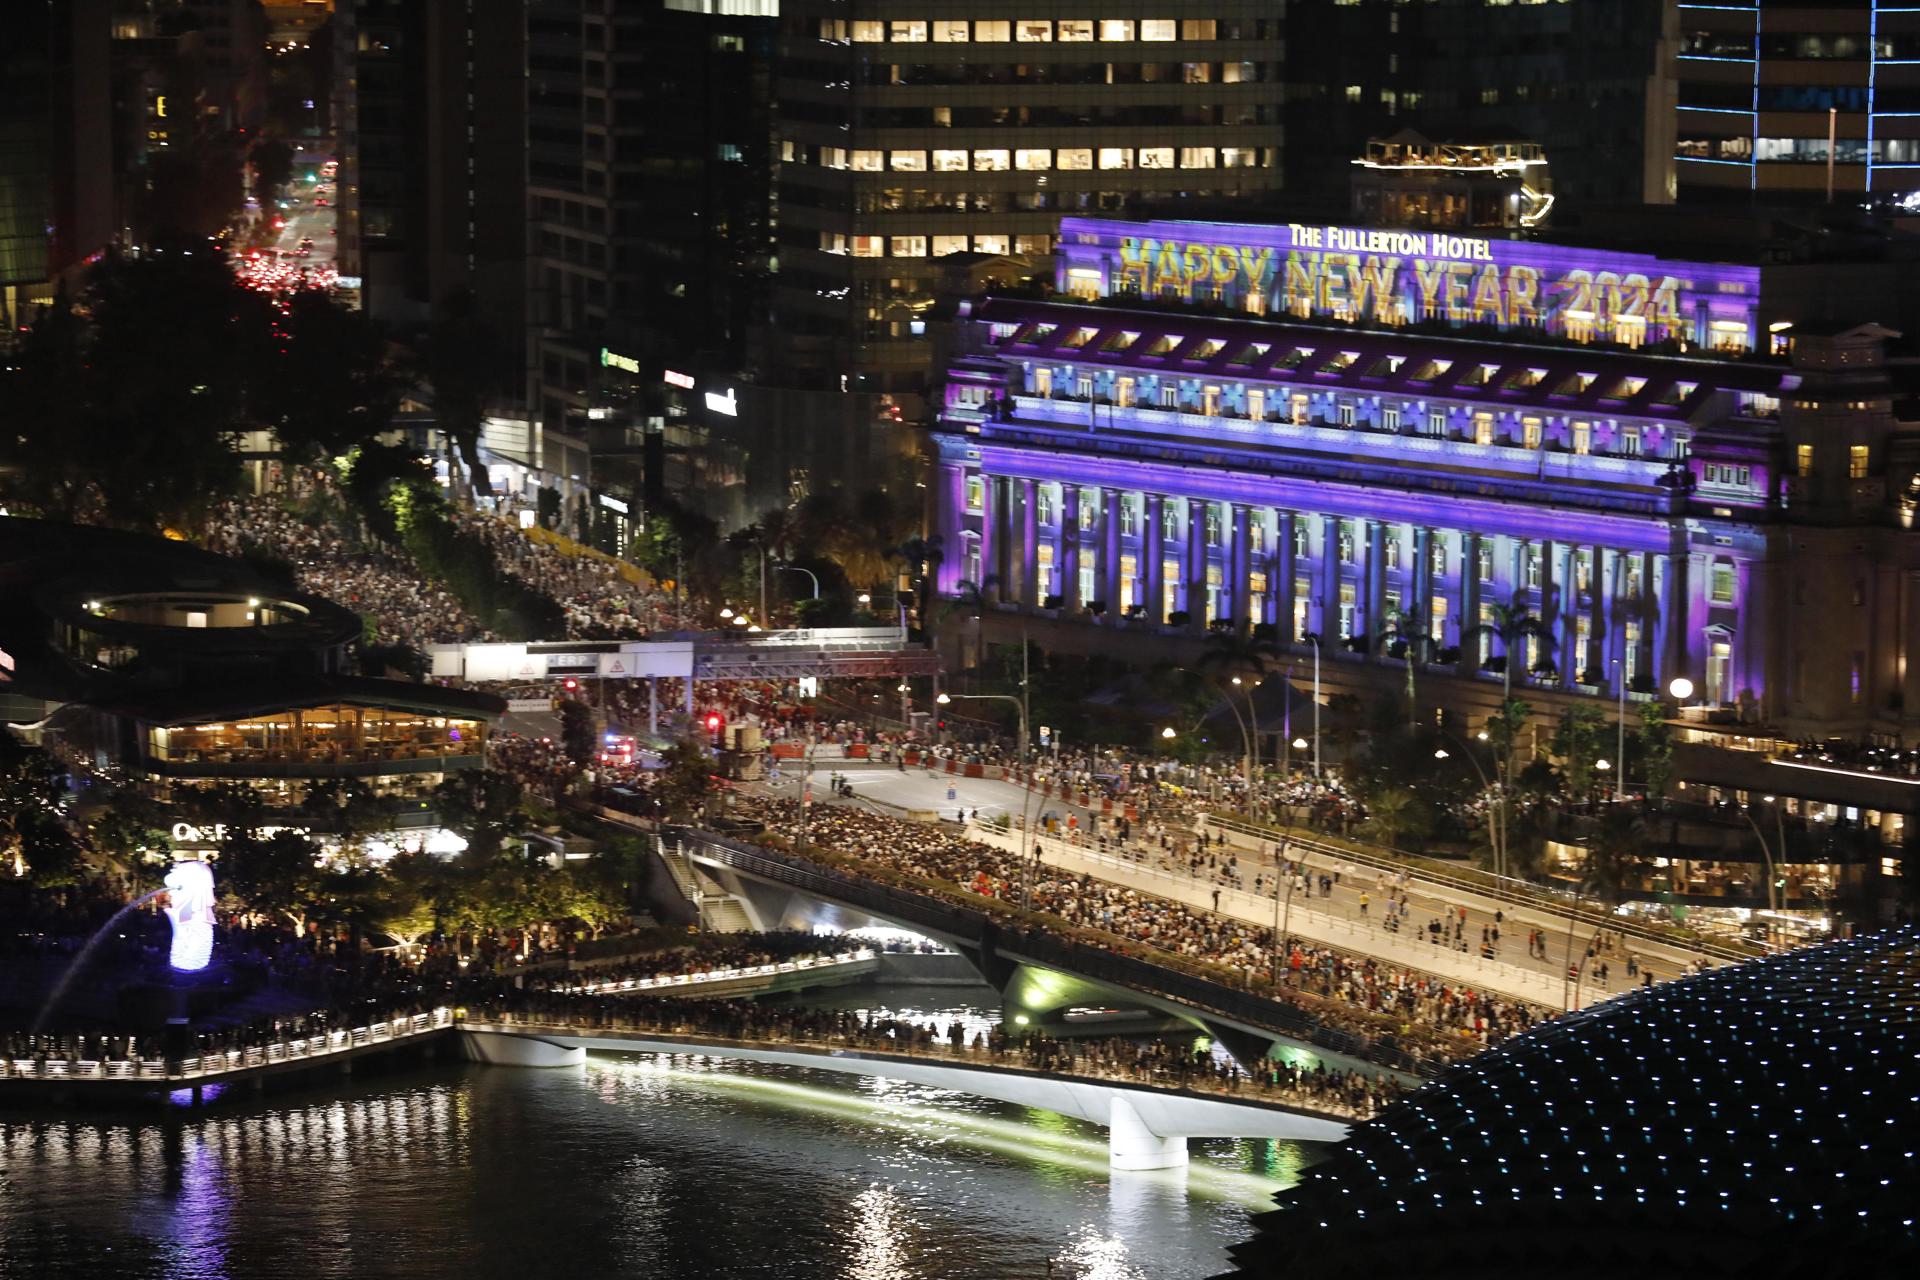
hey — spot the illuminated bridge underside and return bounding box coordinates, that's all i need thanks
[460,1024,1350,1169]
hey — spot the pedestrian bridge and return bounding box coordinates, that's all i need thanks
[458,1020,1354,1169]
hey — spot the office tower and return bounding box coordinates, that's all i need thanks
[1284,0,1676,215]
[1676,2,1920,204]
[769,5,1285,406]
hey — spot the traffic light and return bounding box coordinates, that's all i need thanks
[563,678,579,694]
[705,712,724,745]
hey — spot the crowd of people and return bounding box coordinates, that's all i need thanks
[521,930,874,993]
[205,486,491,651]
[450,509,688,639]
[476,991,1404,1121]
[729,797,1545,1064]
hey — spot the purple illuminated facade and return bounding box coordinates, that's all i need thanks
[929,218,1920,751]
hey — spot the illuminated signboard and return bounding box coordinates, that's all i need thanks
[600,347,641,374]
[1054,217,1762,354]
[705,388,739,417]
[663,369,696,389]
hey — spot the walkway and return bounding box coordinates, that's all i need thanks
[461,1015,1360,1168]
[549,949,879,999]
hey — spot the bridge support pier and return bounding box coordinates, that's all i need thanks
[1107,1095,1187,1171]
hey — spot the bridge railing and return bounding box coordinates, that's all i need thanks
[668,827,1444,1076]
[550,950,877,996]
[1,1008,454,1085]
[467,1011,1386,1124]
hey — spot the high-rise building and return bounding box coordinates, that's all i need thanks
[769,5,1284,404]
[1,0,115,330]
[1281,0,1676,217]
[1676,2,1920,205]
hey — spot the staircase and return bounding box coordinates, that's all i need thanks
[659,842,757,933]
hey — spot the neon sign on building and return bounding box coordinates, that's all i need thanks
[1056,217,1763,354]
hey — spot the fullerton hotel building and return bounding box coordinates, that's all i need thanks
[928,215,1920,752]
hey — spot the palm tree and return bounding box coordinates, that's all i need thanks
[1375,607,1436,731]
[894,533,946,632]
[1462,594,1552,700]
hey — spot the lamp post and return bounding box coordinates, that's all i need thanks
[940,678,1035,903]
[1302,632,1323,781]
[1436,730,1504,886]
[775,565,821,599]
[1612,656,1629,803]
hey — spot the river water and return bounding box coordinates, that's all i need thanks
[0,988,1313,1279]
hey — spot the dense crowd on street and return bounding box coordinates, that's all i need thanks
[450,509,689,639]
[731,797,1544,1061]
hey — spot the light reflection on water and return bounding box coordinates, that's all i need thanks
[0,993,1318,1280]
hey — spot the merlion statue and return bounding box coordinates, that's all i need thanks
[162,860,217,972]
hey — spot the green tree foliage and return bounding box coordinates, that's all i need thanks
[558,699,597,767]
[90,790,176,887]
[1362,786,1432,851]
[433,768,527,862]
[653,741,716,820]
[371,849,450,951]
[218,828,327,931]
[0,732,85,885]
[1551,703,1610,796]
[1635,700,1674,798]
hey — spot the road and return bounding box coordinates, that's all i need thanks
[750,762,1700,1002]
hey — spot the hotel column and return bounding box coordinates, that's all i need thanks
[1412,527,1433,646]
[1656,548,1688,689]
[979,475,999,595]
[1186,500,1209,633]
[1601,549,1624,695]
[1509,538,1530,672]
[1275,511,1297,640]
[1457,533,1482,679]
[1061,486,1082,613]
[1363,520,1386,654]
[1101,488,1122,619]
[1553,541,1576,689]
[1018,479,1039,611]
[1230,503,1252,635]
[1144,494,1165,624]
[1318,515,1340,640]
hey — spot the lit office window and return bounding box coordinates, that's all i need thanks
[889,151,926,171]
[933,149,968,171]
[1015,149,1052,171]
[1016,20,1053,41]
[1014,234,1051,255]
[1181,147,1216,168]
[973,234,1010,254]
[1139,147,1174,169]
[973,149,1010,171]
[889,21,926,41]
[975,20,1010,41]
[1099,148,1134,169]
[850,20,883,42]
[932,20,969,42]
[1099,20,1135,40]
[1221,147,1258,167]
[889,236,927,257]
[850,150,883,171]
[1059,20,1093,41]
[1797,443,1814,477]
[1057,148,1093,170]
[932,234,968,256]
[1141,20,1176,41]
[1850,444,1870,478]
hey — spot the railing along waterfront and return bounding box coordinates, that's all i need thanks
[472,1011,1387,1124]
[664,826,1449,1077]
[551,950,877,996]
[1,1008,454,1085]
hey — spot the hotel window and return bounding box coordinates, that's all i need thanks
[933,234,968,256]
[1075,374,1093,400]
[1525,545,1542,589]
[1115,376,1134,407]
[1016,20,1052,41]
[850,150,883,171]
[1850,651,1864,705]
[1181,147,1216,169]
[1477,603,1495,663]
[1338,522,1356,563]
[1057,148,1093,170]
[965,476,985,512]
[1163,559,1182,620]
[1059,20,1093,41]
[966,542,982,586]
[1384,535,1401,569]
[1290,394,1309,425]
[1427,408,1447,437]
[1572,420,1592,455]
[1575,549,1592,592]
[975,20,1010,41]
[1141,19,1176,41]
[932,20,969,42]
[889,21,926,41]
[933,149,968,172]
[1624,622,1641,683]
[1036,487,1056,525]
[889,236,927,257]
[1016,149,1051,171]
[1119,554,1137,610]
[1708,639,1733,705]
[1383,404,1401,432]
[1080,490,1097,530]
[1850,444,1870,479]
[851,20,883,41]
[1160,383,1179,408]
[1476,542,1494,582]
[1248,388,1265,420]
[1430,539,1446,576]
[1337,401,1356,427]
[972,149,1009,171]
[1205,505,1222,545]
[1428,596,1447,642]
[1711,559,1736,604]
[1620,426,1641,456]
[1140,147,1174,169]
[1099,148,1134,170]
[1251,520,1266,552]
[1293,582,1310,641]
[1338,584,1357,638]
[1796,443,1814,477]
[1120,498,1139,536]
[1473,412,1494,447]
[1294,520,1310,558]
[1099,20,1135,41]
[1201,384,1221,416]
[1575,617,1593,676]
[1037,544,1055,597]
[1521,416,1543,450]
[1032,366,1052,397]
[1625,557,1642,597]
[1249,571,1267,621]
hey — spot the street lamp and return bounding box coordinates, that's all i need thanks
[1161,726,1177,740]
[719,606,734,620]
[775,564,821,599]
[856,592,872,604]
[1301,632,1323,780]
[1669,676,1694,702]
[732,614,750,627]
[940,685,1038,902]
[1611,656,1629,803]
